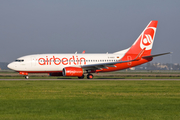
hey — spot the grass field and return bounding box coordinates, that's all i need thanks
[0,80,180,120]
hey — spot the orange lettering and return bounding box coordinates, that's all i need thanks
[53,56,61,65]
[62,58,68,65]
[80,57,86,65]
[69,57,72,65]
[38,58,45,65]
[72,56,76,65]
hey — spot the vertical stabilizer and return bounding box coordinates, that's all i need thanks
[122,21,158,60]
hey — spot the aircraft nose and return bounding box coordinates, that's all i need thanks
[7,62,15,70]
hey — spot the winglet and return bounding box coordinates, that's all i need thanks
[82,51,85,54]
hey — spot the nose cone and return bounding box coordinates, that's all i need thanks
[7,62,15,70]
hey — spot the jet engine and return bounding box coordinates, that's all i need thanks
[62,67,84,77]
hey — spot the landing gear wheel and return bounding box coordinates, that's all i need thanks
[78,75,84,79]
[25,76,29,79]
[87,74,93,79]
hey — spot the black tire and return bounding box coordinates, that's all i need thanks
[78,75,84,79]
[25,76,29,79]
[87,74,93,79]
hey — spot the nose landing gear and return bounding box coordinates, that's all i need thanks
[19,72,29,79]
[25,76,29,79]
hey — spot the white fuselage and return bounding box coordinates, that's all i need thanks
[8,53,126,72]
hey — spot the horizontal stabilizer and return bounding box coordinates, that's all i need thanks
[142,52,172,58]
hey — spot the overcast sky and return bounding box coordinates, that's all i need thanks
[0,0,179,63]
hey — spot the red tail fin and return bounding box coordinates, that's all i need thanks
[122,21,158,60]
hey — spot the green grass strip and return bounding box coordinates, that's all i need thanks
[0,80,180,120]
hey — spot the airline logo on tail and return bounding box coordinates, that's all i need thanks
[140,27,156,50]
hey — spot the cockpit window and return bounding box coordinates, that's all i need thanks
[15,59,24,62]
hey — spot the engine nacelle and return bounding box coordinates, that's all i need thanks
[62,67,83,77]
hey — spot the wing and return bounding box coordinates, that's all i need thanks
[81,49,171,71]
[81,60,129,71]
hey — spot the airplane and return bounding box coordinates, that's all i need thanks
[7,21,170,79]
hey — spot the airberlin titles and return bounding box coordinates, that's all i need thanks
[38,55,86,65]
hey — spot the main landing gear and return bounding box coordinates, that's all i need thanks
[78,74,84,79]
[78,74,94,79]
[87,74,93,79]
